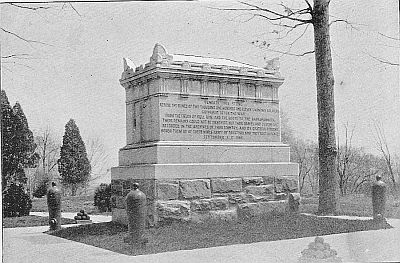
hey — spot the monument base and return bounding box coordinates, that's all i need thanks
[111,161,298,225]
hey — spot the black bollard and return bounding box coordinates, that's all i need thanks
[372,175,387,222]
[124,183,148,245]
[47,182,62,231]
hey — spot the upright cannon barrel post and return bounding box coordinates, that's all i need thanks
[47,182,62,231]
[124,183,148,245]
[372,175,387,223]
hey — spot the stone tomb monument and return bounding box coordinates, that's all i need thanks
[111,44,299,224]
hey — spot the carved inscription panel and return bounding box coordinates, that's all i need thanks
[159,96,280,142]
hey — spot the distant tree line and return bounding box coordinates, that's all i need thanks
[282,115,399,197]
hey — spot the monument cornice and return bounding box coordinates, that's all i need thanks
[120,43,284,89]
[120,66,283,89]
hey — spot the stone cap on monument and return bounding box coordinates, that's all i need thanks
[120,43,283,83]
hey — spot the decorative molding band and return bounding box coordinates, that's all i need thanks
[120,140,290,150]
[125,92,280,105]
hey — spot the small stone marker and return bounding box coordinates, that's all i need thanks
[299,236,342,262]
[47,182,62,231]
[124,183,148,245]
[372,175,387,223]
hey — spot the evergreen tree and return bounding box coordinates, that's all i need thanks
[3,182,32,217]
[1,90,17,189]
[58,119,91,196]
[1,91,37,189]
[12,102,39,173]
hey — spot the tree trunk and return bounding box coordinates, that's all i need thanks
[313,0,338,215]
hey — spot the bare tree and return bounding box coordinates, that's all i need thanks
[34,126,61,184]
[373,121,398,195]
[349,152,382,195]
[336,123,355,195]
[217,0,338,214]
[77,137,111,195]
[291,138,318,195]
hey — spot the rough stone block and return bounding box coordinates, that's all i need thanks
[238,200,287,219]
[275,192,287,200]
[210,197,229,210]
[263,176,275,184]
[156,200,191,221]
[191,199,212,211]
[180,179,211,199]
[211,178,242,193]
[275,177,299,193]
[219,192,250,204]
[248,194,275,202]
[158,179,179,184]
[243,177,263,185]
[245,184,274,196]
[157,183,179,200]
[191,197,229,211]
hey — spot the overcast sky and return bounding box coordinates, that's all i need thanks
[2,0,399,177]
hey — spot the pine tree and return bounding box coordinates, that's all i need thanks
[12,102,39,174]
[1,91,37,189]
[1,90,18,189]
[58,119,91,196]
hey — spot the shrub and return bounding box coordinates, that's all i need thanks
[94,183,111,212]
[3,183,32,217]
[33,180,49,198]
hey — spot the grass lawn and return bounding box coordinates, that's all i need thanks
[50,213,392,256]
[3,215,76,228]
[31,195,97,214]
[300,194,400,219]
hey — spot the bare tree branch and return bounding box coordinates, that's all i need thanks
[9,3,50,10]
[209,1,312,24]
[1,27,53,46]
[238,1,312,23]
[329,19,361,31]
[364,52,399,66]
[267,20,309,41]
[2,53,31,59]
[289,23,311,47]
[262,47,314,57]
[379,32,400,41]
[69,3,81,16]
[304,0,313,13]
